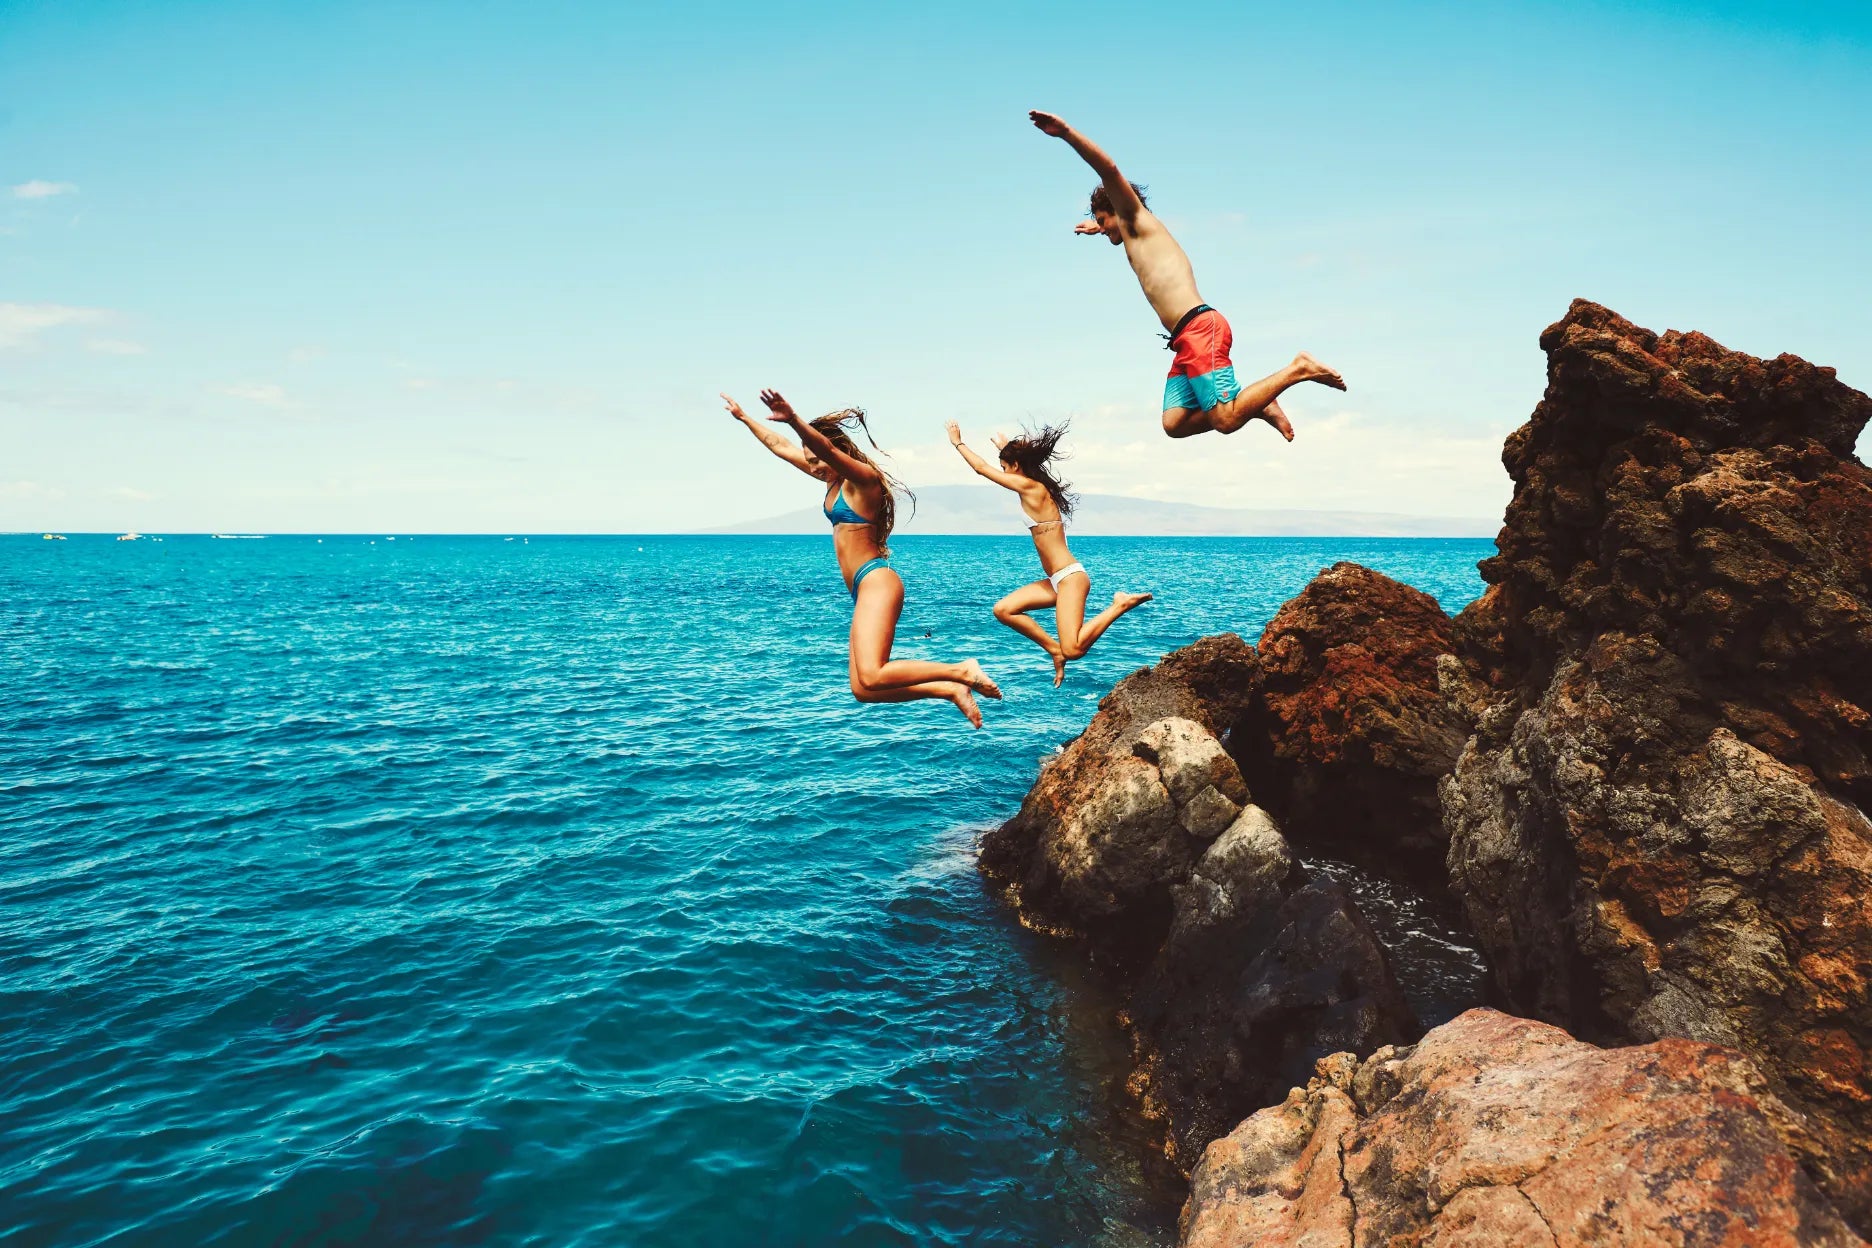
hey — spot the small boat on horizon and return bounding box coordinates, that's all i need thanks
[211,534,267,540]
[42,533,66,541]
[116,532,143,542]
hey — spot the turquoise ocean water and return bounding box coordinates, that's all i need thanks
[1,534,1489,1247]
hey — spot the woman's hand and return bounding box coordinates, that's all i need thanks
[722,393,750,421]
[991,433,1010,452]
[944,420,963,447]
[759,389,800,423]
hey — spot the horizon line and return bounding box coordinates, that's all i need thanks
[8,530,1501,540]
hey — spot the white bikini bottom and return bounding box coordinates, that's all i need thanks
[1048,562,1088,592]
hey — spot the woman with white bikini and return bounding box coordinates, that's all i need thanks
[945,420,1152,686]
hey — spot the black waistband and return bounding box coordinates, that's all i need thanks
[1165,304,1214,343]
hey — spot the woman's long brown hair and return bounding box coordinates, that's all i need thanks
[998,422,1076,519]
[812,407,914,551]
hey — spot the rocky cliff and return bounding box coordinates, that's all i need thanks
[979,300,1872,1241]
[1183,1009,1864,1248]
[978,639,1416,1167]
[1445,301,1872,1221]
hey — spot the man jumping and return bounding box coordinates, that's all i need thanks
[1030,110,1345,440]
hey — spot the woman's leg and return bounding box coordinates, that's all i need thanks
[1071,588,1154,656]
[993,579,1066,686]
[1057,570,1152,660]
[848,645,980,726]
[848,666,983,727]
[1054,571,1092,659]
[850,569,1000,699]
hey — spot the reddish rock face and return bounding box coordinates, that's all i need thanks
[1446,301,1872,1226]
[978,636,1414,1170]
[1183,1009,1866,1248]
[979,303,1872,1240]
[1238,561,1474,878]
[1459,299,1872,803]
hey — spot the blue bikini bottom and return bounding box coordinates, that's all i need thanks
[848,556,892,598]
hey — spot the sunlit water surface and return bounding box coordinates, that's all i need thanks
[1,534,1489,1247]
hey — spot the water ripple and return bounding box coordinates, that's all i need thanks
[0,533,1487,1247]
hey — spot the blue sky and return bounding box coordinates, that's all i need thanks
[3,0,1867,533]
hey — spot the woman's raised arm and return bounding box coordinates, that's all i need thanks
[724,393,818,477]
[762,390,879,483]
[945,421,1025,491]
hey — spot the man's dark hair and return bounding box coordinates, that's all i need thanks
[1089,180,1148,217]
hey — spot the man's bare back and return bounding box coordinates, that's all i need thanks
[1031,109,1344,441]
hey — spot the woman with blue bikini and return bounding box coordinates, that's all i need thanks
[946,421,1153,687]
[726,389,1002,727]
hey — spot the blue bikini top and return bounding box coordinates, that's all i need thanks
[823,485,873,528]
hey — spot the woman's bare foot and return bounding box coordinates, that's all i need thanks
[958,658,1003,700]
[1260,397,1295,442]
[1113,590,1154,615]
[1052,649,1068,688]
[953,687,983,728]
[1293,352,1346,391]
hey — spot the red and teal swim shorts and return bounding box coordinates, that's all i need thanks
[1163,305,1242,413]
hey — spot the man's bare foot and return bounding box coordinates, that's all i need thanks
[959,658,1003,700]
[1260,398,1295,442]
[954,687,983,728]
[1052,649,1067,688]
[1293,352,1346,391]
[1112,590,1154,614]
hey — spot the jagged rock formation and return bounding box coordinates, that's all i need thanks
[1181,1009,1865,1248]
[1445,301,1872,1220]
[1128,863,1414,1168]
[978,646,1413,1166]
[1236,561,1473,877]
[978,634,1262,960]
[1458,302,1872,801]
[981,300,1872,1237]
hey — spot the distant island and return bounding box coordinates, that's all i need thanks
[706,484,1497,538]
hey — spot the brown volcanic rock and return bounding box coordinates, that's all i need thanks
[1183,1009,1865,1248]
[979,635,1414,1166]
[1445,301,1872,1224]
[1238,562,1474,872]
[1130,869,1414,1170]
[978,633,1262,958]
[1445,636,1872,1212]
[1458,298,1872,800]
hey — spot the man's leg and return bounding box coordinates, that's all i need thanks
[1207,354,1344,437]
[1163,406,1217,438]
[1162,369,1214,438]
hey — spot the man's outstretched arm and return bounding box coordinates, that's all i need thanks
[1029,110,1145,223]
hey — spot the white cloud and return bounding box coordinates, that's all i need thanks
[902,401,1511,520]
[10,180,77,200]
[0,481,67,501]
[219,382,289,407]
[0,302,108,349]
[87,338,148,356]
[108,486,156,502]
